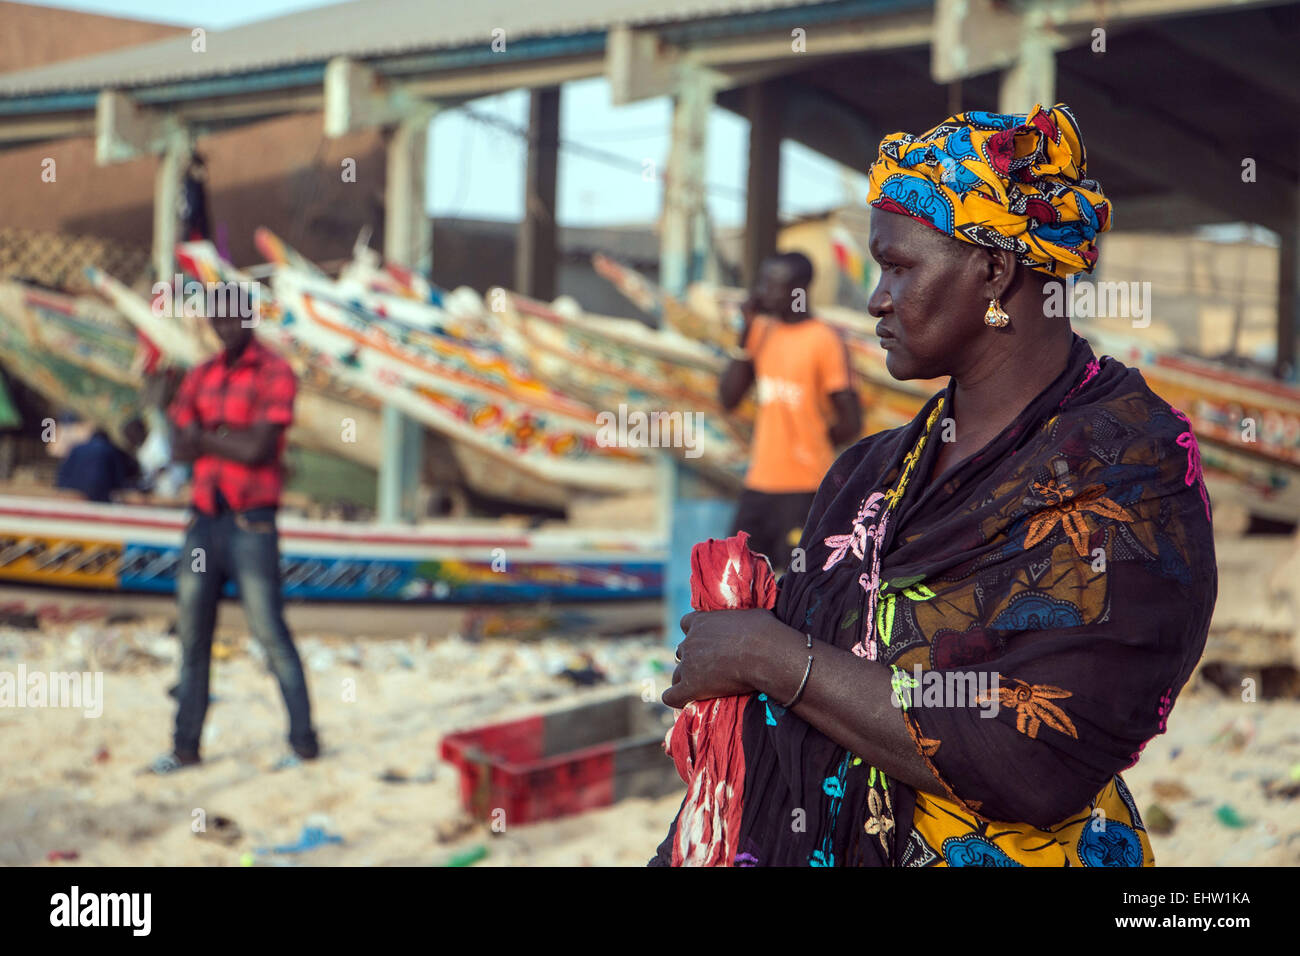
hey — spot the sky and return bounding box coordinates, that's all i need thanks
[27,0,867,228]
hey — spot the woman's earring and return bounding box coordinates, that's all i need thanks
[984,298,1010,328]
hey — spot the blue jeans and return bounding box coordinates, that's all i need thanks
[172,507,316,757]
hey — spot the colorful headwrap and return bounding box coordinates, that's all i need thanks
[866,104,1111,276]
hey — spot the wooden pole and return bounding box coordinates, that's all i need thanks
[516,86,560,301]
[743,79,782,288]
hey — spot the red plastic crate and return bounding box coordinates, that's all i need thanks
[440,695,681,825]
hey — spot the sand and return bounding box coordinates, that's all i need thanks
[0,620,683,867]
[1,617,1297,867]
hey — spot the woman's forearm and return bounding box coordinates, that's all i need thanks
[752,626,951,799]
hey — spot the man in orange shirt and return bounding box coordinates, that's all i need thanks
[720,252,861,571]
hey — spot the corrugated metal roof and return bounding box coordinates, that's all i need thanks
[0,0,838,98]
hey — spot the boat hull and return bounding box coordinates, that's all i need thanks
[0,496,664,603]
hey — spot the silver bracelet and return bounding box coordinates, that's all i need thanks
[782,633,814,709]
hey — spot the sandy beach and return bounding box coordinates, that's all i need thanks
[1,614,1297,867]
[0,616,685,867]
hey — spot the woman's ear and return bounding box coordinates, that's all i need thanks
[982,248,1018,300]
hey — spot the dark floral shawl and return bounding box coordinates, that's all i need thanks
[652,334,1216,866]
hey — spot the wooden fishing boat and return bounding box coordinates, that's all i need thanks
[165,241,660,496]
[260,235,752,490]
[180,242,586,510]
[0,282,144,447]
[256,235,668,510]
[0,494,663,602]
[84,265,206,365]
[262,261,600,426]
[592,253,934,439]
[274,275,658,494]
[591,252,667,319]
[491,290,750,486]
[257,227,486,332]
[1074,322,1300,471]
[2,283,144,387]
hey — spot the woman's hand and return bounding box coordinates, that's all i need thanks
[662,609,800,709]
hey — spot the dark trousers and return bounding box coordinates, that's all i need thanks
[731,488,817,572]
[173,507,316,757]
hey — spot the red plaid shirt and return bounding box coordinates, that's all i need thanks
[169,339,295,514]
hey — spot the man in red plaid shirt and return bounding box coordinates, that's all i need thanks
[150,313,319,773]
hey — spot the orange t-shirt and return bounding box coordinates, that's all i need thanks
[743,316,852,493]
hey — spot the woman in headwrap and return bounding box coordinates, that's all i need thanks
[652,104,1216,867]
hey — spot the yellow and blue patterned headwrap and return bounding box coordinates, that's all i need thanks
[865,104,1111,276]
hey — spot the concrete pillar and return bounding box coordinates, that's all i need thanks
[660,66,713,298]
[743,79,783,287]
[1278,216,1299,381]
[153,130,191,282]
[378,114,432,522]
[998,6,1056,114]
[516,86,560,301]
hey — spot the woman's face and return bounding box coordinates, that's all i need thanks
[866,210,989,381]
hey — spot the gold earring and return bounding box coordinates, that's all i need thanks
[984,298,1010,328]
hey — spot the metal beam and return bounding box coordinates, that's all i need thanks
[1053,0,1296,24]
[0,113,95,149]
[699,6,933,68]
[401,57,603,101]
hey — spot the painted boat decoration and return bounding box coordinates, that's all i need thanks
[257,227,484,330]
[592,253,666,322]
[1072,321,1300,515]
[0,495,664,602]
[251,253,601,425]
